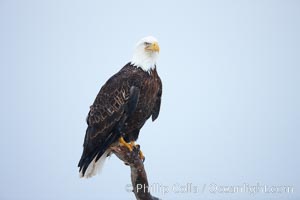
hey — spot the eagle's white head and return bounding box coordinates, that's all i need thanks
[131,36,160,71]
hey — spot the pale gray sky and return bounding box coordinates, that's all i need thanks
[0,0,299,200]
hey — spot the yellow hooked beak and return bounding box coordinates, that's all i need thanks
[146,42,160,52]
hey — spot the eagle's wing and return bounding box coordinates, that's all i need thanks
[78,68,139,176]
[152,75,162,121]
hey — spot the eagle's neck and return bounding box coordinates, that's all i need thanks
[130,49,158,72]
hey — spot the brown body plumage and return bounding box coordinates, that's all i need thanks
[78,63,162,177]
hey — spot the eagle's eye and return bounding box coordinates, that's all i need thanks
[144,42,150,46]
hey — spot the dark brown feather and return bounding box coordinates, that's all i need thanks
[78,63,162,175]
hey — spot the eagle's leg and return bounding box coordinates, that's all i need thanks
[130,142,145,162]
[119,137,133,151]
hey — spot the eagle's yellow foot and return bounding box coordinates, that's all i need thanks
[130,142,145,161]
[119,137,133,151]
[139,150,145,162]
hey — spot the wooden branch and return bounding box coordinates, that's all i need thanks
[111,145,160,200]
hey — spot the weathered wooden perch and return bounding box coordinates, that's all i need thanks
[111,145,160,200]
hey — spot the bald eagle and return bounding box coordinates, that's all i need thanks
[78,36,162,178]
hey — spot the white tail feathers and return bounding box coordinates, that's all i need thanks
[79,150,110,178]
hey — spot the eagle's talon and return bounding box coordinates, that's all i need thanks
[139,150,145,162]
[119,137,133,151]
[130,142,145,161]
[135,144,140,151]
